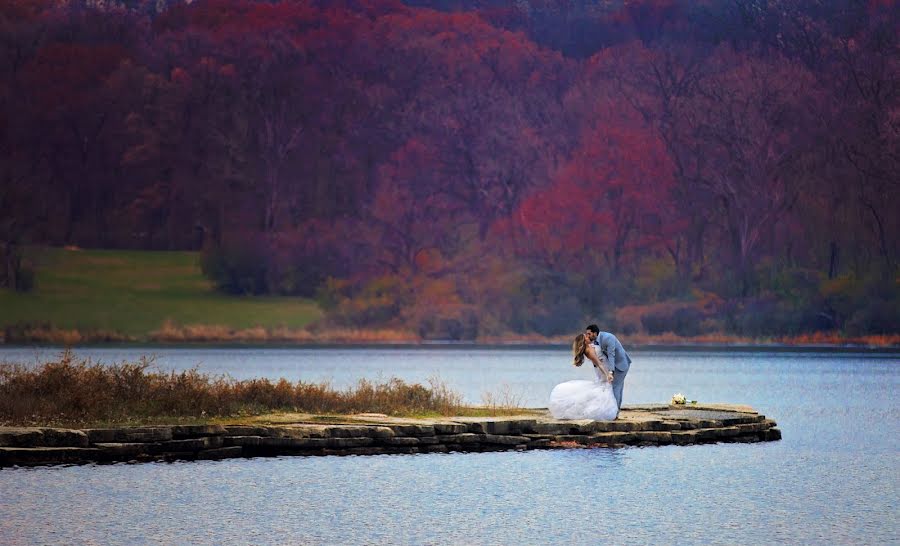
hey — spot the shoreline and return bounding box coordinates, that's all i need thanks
[2,341,898,353]
[0,404,781,467]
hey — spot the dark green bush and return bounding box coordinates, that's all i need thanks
[200,238,270,295]
[724,299,833,336]
[641,307,705,336]
[0,243,35,292]
[846,301,899,335]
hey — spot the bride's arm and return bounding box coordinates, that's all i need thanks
[585,345,613,382]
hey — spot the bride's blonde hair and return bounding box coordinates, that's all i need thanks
[573,333,587,367]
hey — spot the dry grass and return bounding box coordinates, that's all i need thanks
[0,325,133,345]
[480,383,526,415]
[776,332,900,347]
[148,320,418,344]
[3,322,897,348]
[621,332,757,345]
[0,350,465,427]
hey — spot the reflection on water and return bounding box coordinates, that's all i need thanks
[0,347,898,544]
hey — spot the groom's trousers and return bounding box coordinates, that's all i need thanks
[611,368,627,408]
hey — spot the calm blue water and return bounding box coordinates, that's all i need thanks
[1,346,898,545]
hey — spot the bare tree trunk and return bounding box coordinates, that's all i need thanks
[828,241,839,279]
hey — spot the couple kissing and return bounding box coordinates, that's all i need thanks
[549,325,632,421]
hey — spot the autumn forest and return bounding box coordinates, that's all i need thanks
[1,0,897,340]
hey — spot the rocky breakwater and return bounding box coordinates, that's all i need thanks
[0,404,780,467]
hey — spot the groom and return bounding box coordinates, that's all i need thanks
[585,324,632,409]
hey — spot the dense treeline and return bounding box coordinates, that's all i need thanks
[1,0,897,339]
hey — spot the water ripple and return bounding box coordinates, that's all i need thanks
[1,348,898,545]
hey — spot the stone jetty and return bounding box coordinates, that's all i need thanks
[0,404,780,467]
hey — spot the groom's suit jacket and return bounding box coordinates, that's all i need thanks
[594,332,632,372]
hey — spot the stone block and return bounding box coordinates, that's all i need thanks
[522,434,554,440]
[602,421,639,432]
[0,428,44,448]
[172,425,227,439]
[482,420,537,435]
[326,437,374,448]
[326,426,395,438]
[280,425,328,438]
[84,429,117,444]
[161,451,197,462]
[531,422,570,435]
[324,426,392,438]
[390,447,419,455]
[86,427,173,444]
[555,435,595,445]
[94,443,149,459]
[678,420,722,430]
[481,434,531,445]
[261,437,327,449]
[715,426,741,438]
[516,420,539,433]
[590,432,637,444]
[720,414,760,426]
[381,437,419,446]
[40,428,89,447]
[692,428,722,441]
[481,421,511,435]
[151,438,210,453]
[433,423,467,434]
[345,447,388,456]
[735,423,768,434]
[456,421,486,433]
[764,428,782,441]
[436,433,480,444]
[0,428,89,448]
[223,436,264,447]
[670,431,697,445]
[223,426,275,437]
[0,447,102,466]
[197,446,243,460]
[126,427,174,443]
[582,421,614,433]
[636,431,673,444]
[389,425,435,437]
[421,445,449,453]
[633,420,678,431]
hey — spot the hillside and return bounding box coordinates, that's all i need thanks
[0,247,322,342]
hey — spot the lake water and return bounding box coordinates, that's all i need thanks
[0,346,898,544]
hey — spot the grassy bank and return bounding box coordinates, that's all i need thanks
[1,247,897,348]
[0,247,322,340]
[0,351,526,427]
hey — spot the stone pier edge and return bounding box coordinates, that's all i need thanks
[0,404,780,467]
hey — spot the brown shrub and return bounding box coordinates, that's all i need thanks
[0,350,463,426]
[148,321,416,344]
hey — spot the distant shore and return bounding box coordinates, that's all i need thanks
[1,326,898,350]
[3,247,897,349]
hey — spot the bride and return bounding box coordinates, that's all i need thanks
[549,333,619,420]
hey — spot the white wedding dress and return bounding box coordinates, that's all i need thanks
[549,364,619,420]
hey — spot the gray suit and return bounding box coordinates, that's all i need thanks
[593,331,632,408]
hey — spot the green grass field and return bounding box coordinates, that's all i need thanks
[0,247,322,337]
